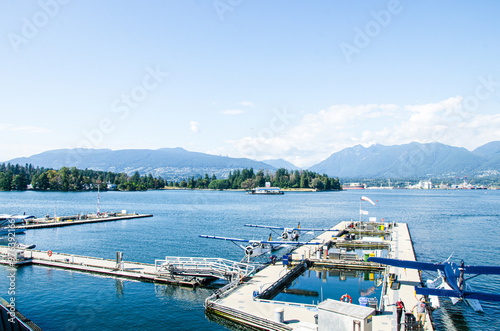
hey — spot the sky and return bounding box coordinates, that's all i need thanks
[1,1,500,168]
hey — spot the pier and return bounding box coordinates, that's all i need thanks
[0,247,252,287]
[12,213,153,230]
[205,221,435,331]
[1,220,435,330]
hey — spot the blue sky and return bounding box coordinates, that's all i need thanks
[1,1,499,167]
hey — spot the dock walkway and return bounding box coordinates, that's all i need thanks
[0,247,209,287]
[207,221,434,331]
[15,214,153,230]
[372,223,434,331]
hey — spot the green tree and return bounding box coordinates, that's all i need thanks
[12,173,28,190]
[0,172,12,190]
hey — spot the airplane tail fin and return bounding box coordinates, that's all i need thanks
[269,233,272,241]
[298,222,301,229]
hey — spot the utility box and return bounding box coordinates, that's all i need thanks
[318,299,375,331]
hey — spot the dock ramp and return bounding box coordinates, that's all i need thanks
[155,257,255,282]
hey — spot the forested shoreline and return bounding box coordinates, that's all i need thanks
[0,163,341,192]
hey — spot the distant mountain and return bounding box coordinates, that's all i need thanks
[262,159,300,170]
[5,148,276,180]
[309,142,499,178]
[473,141,500,172]
[473,141,500,157]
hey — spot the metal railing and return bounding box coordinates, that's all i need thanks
[155,257,255,282]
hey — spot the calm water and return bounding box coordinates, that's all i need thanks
[1,189,499,330]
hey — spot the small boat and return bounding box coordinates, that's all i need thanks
[246,187,284,194]
[0,227,25,236]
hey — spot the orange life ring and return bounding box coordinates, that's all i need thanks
[340,294,352,303]
[47,250,52,257]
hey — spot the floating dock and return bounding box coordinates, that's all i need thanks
[12,213,153,230]
[205,221,435,331]
[0,248,238,287]
[1,220,435,331]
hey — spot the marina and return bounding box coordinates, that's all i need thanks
[1,220,432,330]
[0,190,499,330]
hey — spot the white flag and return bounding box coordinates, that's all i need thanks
[361,196,376,205]
[360,209,369,215]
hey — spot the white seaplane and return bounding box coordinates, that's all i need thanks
[368,256,500,312]
[244,222,337,241]
[199,233,318,262]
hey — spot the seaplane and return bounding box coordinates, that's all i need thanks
[368,257,500,312]
[244,223,337,241]
[199,233,319,262]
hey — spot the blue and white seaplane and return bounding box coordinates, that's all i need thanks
[244,223,337,241]
[368,257,500,312]
[199,233,317,262]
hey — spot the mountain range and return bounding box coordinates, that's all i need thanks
[3,141,500,180]
[5,148,276,180]
[309,141,500,178]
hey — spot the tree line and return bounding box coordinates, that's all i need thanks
[0,163,166,191]
[0,163,341,191]
[168,168,342,191]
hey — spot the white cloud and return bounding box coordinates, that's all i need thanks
[0,123,51,134]
[189,121,200,133]
[239,101,254,107]
[10,125,51,134]
[221,109,245,115]
[219,96,500,167]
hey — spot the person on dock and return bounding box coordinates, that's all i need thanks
[412,297,426,330]
[270,255,277,265]
[395,298,405,331]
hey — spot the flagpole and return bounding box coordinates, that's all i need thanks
[359,197,362,239]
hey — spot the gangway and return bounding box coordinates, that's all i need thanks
[155,257,255,282]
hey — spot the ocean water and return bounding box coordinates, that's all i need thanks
[0,189,499,330]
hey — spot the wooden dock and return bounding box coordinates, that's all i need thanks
[14,213,153,230]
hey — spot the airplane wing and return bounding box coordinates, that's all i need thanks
[464,291,500,302]
[464,265,500,275]
[199,235,251,243]
[367,257,446,272]
[244,224,286,230]
[258,240,318,245]
[415,287,462,298]
[199,235,317,246]
[298,227,338,232]
[244,224,337,232]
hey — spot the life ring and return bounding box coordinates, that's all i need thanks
[340,294,352,303]
[47,250,53,257]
